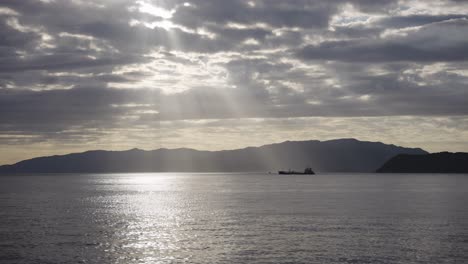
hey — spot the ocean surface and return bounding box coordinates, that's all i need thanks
[0,173,467,264]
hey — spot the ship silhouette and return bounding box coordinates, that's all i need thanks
[278,167,315,175]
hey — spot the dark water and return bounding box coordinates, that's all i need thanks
[0,173,467,264]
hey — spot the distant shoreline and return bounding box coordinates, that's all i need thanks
[0,138,427,174]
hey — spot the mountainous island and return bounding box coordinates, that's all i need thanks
[0,139,427,174]
[377,152,468,173]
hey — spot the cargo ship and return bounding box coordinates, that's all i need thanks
[278,167,315,175]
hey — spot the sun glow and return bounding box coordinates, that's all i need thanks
[137,1,173,19]
[132,1,183,30]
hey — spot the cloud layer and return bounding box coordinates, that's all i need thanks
[1,0,468,163]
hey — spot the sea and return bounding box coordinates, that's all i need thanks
[0,173,467,264]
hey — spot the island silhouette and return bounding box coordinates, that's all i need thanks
[377,152,468,173]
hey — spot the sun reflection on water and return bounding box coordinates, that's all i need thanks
[101,173,198,263]
[1,173,467,263]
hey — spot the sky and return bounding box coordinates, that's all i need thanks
[1,0,468,165]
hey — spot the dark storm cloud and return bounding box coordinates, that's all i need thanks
[298,19,468,62]
[0,17,38,51]
[171,0,335,29]
[297,39,468,62]
[0,86,162,133]
[378,14,468,28]
[169,0,400,30]
[341,73,468,115]
[2,66,467,135]
[0,53,149,73]
[347,0,397,12]
[0,0,468,143]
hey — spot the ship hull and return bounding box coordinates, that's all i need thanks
[278,171,315,175]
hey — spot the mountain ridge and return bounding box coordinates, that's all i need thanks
[0,138,427,173]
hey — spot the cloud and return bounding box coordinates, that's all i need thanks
[171,0,338,29]
[0,0,468,163]
[378,14,468,28]
[297,19,468,62]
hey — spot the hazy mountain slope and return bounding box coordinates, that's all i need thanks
[0,139,427,173]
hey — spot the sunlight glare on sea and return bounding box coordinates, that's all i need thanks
[1,173,468,263]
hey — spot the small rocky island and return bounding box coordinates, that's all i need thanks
[377,152,468,173]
